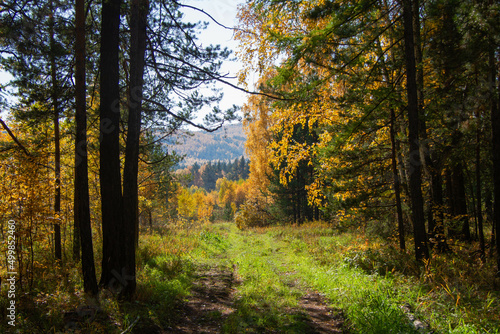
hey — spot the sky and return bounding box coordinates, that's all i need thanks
[180,0,248,124]
[0,0,249,122]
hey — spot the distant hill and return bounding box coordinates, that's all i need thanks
[169,123,247,166]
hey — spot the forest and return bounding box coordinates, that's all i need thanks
[171,123,247,166]
[0,0,499,333]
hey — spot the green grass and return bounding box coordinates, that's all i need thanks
[244,223,500,334]
[1,221,499,333]
[224,224,419,333]
[223,228,311,333]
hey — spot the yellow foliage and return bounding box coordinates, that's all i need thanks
[236,0,403,210]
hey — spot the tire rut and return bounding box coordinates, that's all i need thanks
[164,268,236,333]
[297,291,348,333]
[163,265,348,333]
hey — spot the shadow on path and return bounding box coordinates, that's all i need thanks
[163,266,348,333]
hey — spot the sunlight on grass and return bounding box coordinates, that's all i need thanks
[1,221,498,333]
[250,222,500,334]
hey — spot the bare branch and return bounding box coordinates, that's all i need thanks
[0,117,31,156]
[147,47,293,101]
[172,0,237,32]
[143,98,224,132]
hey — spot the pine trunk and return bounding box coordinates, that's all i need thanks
[402,0,428,261]
[452,163,470,241]
[99,0,124,289]
[121,0,149,299]
[476,110,485,261]
[390,108,405,250]
[490,47,500,275]
[49,0,62,262]
[75,0,98,295]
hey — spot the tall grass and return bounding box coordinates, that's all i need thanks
[1,220,498,333]
[255,222,500,333]
[0,223,229,333]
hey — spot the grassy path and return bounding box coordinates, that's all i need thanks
[128,222,498,334]
[4,222,499,333]
[183,222,437,334]
[165,267,235,333]
[165,223,346,333]
[222,224,347,333]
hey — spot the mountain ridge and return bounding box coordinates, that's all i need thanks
[169,123,247,166]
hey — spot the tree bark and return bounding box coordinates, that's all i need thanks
[429,166,448,251]
[451,163,470,241]
[490,47,500,276]
[75,0,98,295]
[49,0,62,262]
[99,0,124,289]
[476,110,485,261]
[402,0,428,261]
[73,183,81,262]
[390,108,405,250]
[446,168,454,216]
[121,0,149,299]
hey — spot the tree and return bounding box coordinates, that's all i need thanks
[98,0,124,290]
[268,121,318,223]
[0,0,74,262]
[493,64,500,275]
[236,0,409,227]
[390,107,405,250]
[201,162,218,191]
[95,0,238,299]
[48,0,62,262]
[491,30,500,276]
[74,0,98,295]
[402,0,428,260]
[121,0,149,299]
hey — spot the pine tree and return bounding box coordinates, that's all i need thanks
[0,0,75,262]
[98,0,124,291]
[74,0,98,295]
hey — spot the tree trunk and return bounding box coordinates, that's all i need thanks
[149,209,153,230]
[446,168,454,216]
[73,181,81,262]
[49,0,62,262]
[490,47,500,276]
[99,0,124,289]
[476,110,485,261]
[390,108,405,250]
[75,0,98,295]
[452,163,470,241]
[413,0,434,243]
[121,0,149,299]
[486,190,495,257]
[430,167,448,251]
[402,0,428,261]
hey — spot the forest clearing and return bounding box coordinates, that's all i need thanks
[1,0,500,333]
[0,221,499,333]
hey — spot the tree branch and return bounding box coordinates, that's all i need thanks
[173,0,241,33]
[143,98,224,132]
[147,47,293,101]
[0,117,31,156]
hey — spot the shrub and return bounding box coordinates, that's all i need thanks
[234,201,272,229]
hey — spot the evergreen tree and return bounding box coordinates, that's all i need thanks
[0,0,75,262]
[74,0,98,295]
[98,0,124,291]
[97,0,238,299]
[201,162,217,191]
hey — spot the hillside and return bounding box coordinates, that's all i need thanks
[170,123,247,166]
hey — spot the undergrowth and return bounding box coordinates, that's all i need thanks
[258,222,500,333]
[0,220,498,333]
[0,222,228,333]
